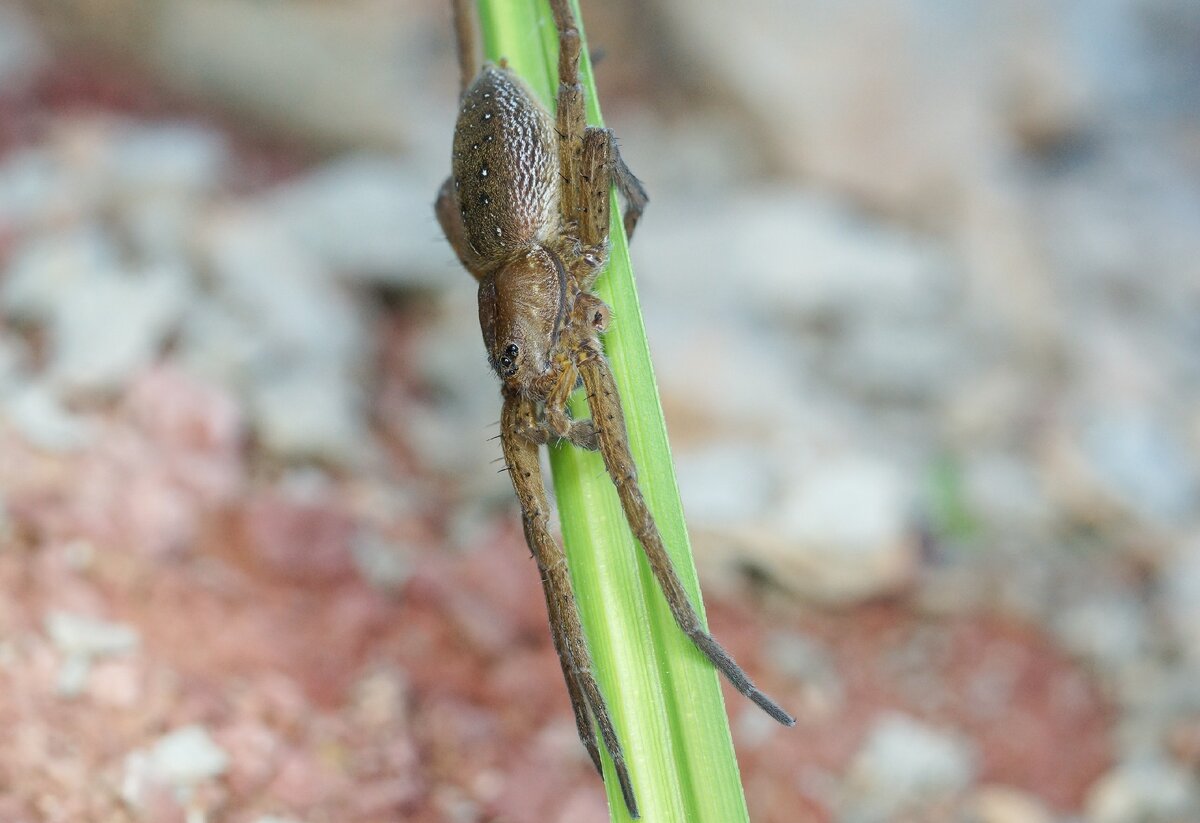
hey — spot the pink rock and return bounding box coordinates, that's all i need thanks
[87,659,142,708]
[242,494,357,585]
[215,720,283,795]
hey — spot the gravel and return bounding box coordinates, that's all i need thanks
[2,382,95,451]
[3,0,1200,818]
[1086,758,1200,823]
[840,712,978,821]
[263,154,459,287]
[45,611,140,697]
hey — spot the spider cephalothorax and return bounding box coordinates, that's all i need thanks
[436,1,793,816]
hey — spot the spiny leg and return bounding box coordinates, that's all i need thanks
[612,142,649,239]
[549,0,586,228]
[543,361,582,439]
[549,0,648,245]
[506,380,602,771]
[450,0,479,93]
[577,354,796,728]
[579,127,648,255]
[500,392,640,817]
[543,557,603,777]
[510,393,599,451]
[435,176,485,279]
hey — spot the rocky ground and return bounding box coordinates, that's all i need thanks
[1,1,1199,821]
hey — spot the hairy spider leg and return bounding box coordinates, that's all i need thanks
[500,392,640,817]
[550,0,646,245]
[451,0,479,93]
[435,176,482,277]
[550,0,586,229]
[439,1,791,818]
[577,354,797,728]
[577,125,648,244]
[547,0,791,730]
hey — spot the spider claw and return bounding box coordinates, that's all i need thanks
[751,689,797,728]
[691,630,795,726]
[612,757,639,819]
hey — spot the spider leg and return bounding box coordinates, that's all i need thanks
[612,142,649,240]
[580,127,649,243]
[500,392,640,817]
[549,0,648,245]
[511,396,599,451]
[511,398,551,445]
[544,570,604,777]
[450,0,479,93]
[577,128,613,251]
[544,362,582,439]
[558,419,600,451]
[435,176,485,279]
[549,0,586,230]
[577,354,796,728]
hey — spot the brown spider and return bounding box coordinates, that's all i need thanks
[435,0,794,815]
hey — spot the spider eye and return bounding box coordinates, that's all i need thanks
[497,343,520,374]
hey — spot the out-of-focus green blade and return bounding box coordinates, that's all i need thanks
[474,2,752,821]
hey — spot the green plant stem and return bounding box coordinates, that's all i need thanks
[474,3,752,821]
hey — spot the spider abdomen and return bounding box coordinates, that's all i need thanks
[452,65,559,265]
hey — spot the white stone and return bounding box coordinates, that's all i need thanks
[47,260,193,392]
[263,154,455,286]
[676,443,777,529]
[187,208,372,462]
[1087,758,1200,823]
[0,148,62,231]
[176,297,268,387]
[47,611,139,695]
[105,121,229,196]
[645,307,816,432]
[841,712,977,821]
[1162,536,1200,662]
[200,210,362,363]
[968,785,1053,823]
[0,335,29,395]
[351,530,411,592]
[152,0,429,148]
[1080,410,1197,526]
[1055,594,1148,673]
[3,384,94,451]
[1,225,119,322]
[120,191,205,262]
[147,725,229,786]
[634,188,965,403]
[962,451,1054,532]
[400,291,513,489]
[635,189,953,324]
[768,453,916,604]
[249,366,367,463]
[45,611,140,658]
[763,631,843,718]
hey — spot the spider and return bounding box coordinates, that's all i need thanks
[435,0,794,815]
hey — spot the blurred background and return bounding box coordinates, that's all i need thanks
[0,0,1198,820]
